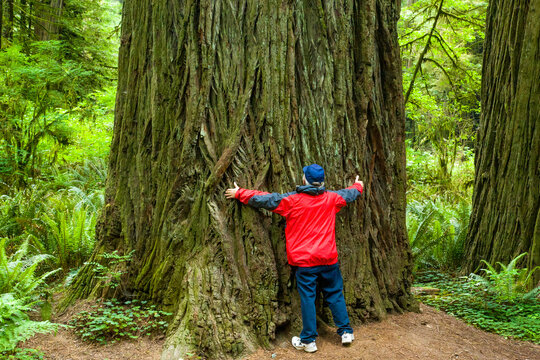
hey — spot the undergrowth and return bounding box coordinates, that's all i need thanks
[415,270,540,343]
[1,348,45,360]
[69,299,172,344]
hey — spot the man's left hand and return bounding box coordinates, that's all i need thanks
[225,182,240,199]
[355,175,364,188]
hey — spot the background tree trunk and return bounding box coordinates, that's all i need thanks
[5,0,12,41]
[0,0,4,49]
[463,0,539,285]
[66,0,417,358]
[33,0,63,40]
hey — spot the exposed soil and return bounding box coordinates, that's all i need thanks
[246,304,540,360]
[23,328,163,360]
[22,303,539,360]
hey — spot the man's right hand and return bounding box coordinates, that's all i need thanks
[225,182,240,199]
[355,176,364,188]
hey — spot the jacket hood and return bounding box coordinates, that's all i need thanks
[296,184,326,196]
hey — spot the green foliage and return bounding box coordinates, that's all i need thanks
[69,299,172,344]
[0,43,75,183]
[407,198,470,272]
[0,0,119,186]
[0,239,62,353]
[0,169,104,274]
[47,157,108,194]
[86,250,135,289]
[400,0,487,181]
[1,348,45,360]
[470,253,540,302]
[40,189,101,272]
[55,0,121,94]
[0,238,59,299]
[406,142,474,201]
[0,293,60,352]
[415,271,540,343]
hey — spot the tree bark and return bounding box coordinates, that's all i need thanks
[463,0,540,286]
[33,0,63,40]
[0,0,4,49]
[66,0,417,358]
[5,0,12,41]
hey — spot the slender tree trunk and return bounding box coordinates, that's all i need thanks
[5,0,13,41]
[0,0,4,49]
[404,0,444,105]
[463,0,540,286]
[66,0,417,358]
[20,0,27,33]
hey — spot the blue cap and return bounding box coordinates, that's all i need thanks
[303,164,325,183]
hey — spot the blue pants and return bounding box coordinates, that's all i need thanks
[295,263,353,343]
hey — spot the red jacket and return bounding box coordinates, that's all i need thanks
[235,182,363,267]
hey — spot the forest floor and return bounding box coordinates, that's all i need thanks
[22,303,539,360]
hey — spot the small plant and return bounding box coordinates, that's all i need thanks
[86,250,135,289]
[41,203,97,272]
[1,347,45,360]
[69,298,171,344]
[0,238,62,352]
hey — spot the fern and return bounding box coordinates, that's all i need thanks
[407,198,470,272]
[41,204,96,272]
[478,252,540,301]
[0,293,59,352]
[0,238,59,300]
[0,240,62,353]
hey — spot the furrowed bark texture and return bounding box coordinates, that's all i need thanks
[463,0,540,284]
[67,0,416,358]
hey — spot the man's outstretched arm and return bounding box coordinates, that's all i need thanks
[225,182,294,216]
[330,176,364,210]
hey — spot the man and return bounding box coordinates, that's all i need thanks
[225,164,364,353]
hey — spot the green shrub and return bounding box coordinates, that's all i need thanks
[0,170,104,274]
[69,299,171,344]
[0,185,49,241]
[407,198,470,272]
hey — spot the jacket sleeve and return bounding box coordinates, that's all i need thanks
[235,188,295,217]
[333,182,363,210]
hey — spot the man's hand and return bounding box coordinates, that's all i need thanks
[355,175,364,188]
[225,182,240,199]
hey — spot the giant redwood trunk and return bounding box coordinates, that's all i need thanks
[66,0,417,358]
[463,0,539,285]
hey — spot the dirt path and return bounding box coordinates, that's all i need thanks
[23,304,539,360]
[246,304,540,360]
